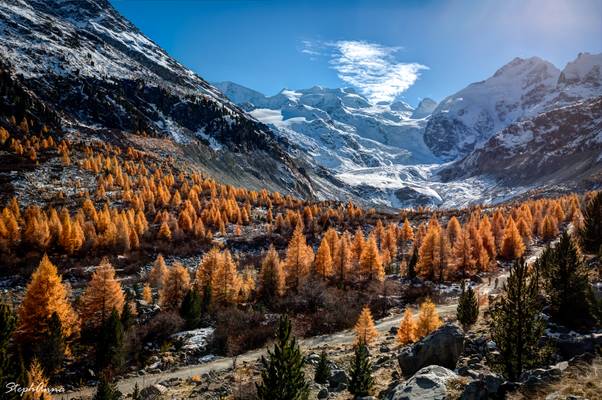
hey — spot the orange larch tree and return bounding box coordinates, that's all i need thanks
[160,262,191,310]
[17,255,79,347]
[354,305,378,345]
[258,245,286,301]
[396,308,417,346]
[500,216,526,260]
[283,223,314,291]
[415,298,442,338]
[314,237,333,279]
[79,258,126,328]
[211,250,242,305]
[359,233,385,282]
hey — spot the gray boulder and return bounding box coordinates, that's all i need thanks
[139,384,168,400]
[398,323,465,376]
[386,365,459,400]
[328,369,349,392]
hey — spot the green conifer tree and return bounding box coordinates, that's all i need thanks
[0,302,17,394]
[96,308,124,372]
[538,232,596,330]
[120,303,133,332]
[180,289,202,329]
[37,312,65,376]
[490,258,545,381]
[457,282,479,330]
[131,382,140,400]
[406,246,418,279]
[314,350,331,384]
[348,341,373,398]
[93,371,122,400]
[256,315,308,400]
[580,191,602,253]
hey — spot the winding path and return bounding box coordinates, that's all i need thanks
[65,228,566,399]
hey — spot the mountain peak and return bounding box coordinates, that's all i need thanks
[558,52,602,88]
[411,98,438,119]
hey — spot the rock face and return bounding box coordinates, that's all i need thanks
[386,365,459,400]
[442,97,602,186]
[424,53,602,161]
[398,323,465,377]
[0,0,322,198]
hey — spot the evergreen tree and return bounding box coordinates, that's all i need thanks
[580,191,602,253]
[456,282,479,330]
[93,371,122,400]
[256,315,308,400]
[406,246,418,279]
[120,303,133,332]
[314,350,331,385]
[180,289,202,329]
[37,312,65,376]
[348,341,373,398]
[131,383,140,400]
[96,308,124,372]
[490,258,545,381]
[537,232,596,330]
[0,302,17,394]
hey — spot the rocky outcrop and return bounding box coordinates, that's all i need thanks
[398,323,465,377]
[386,365,459,400]
[441,97,602,188]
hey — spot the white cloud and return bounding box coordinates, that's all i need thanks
[302,40,428,104]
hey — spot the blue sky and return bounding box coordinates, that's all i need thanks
[111,0,602,106]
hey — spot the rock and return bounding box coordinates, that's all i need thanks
[547,331,602,359]
[386,365,459,400]
[139,384,168,400]
[397,323,465,377]
[317,387,329,399]
[389,326,399,335]
[306,353,321,365]
[520,361,568,387]
[459,371,504,400]
[328,369,349,392]
[380,344,391,353]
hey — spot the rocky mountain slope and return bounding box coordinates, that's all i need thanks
[441,97,602,186]
[424,53,602,161]
[0,0,341,198]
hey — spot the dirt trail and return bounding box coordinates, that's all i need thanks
[65,229,566,399]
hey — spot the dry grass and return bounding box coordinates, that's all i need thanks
[508,357,602,400]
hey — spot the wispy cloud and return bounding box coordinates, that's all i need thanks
[302,40,428,103]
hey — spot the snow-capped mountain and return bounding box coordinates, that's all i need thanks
[424,57,561,160]
[213,82,438,172]
[424,53,602,161]
[441,96,602,195]
[0,0,328,198]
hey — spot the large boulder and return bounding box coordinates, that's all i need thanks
[386,365,459,400]
[398,323,465,377]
